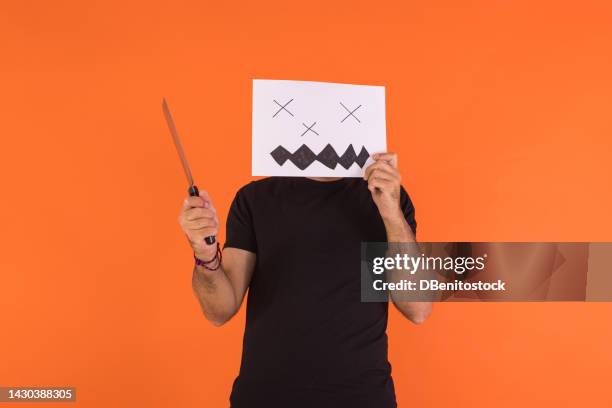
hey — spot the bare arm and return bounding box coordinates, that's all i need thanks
[365,153,432,325]
[192,248,255,326]
[381,212,432,324]
[179,192,256,326]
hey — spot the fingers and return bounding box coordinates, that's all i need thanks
[366,170,395,184]
[184,217,218,231]
[177,190,218,254]
[367,176,396,193]
[183,196,206,210]
[364,160,401,182]
[372,152,398,168]
[366,155,400,194]
[179,189,218,230]
[198,190,213,207]
[184,207,216,221]
[181,206,218,227]
[180,209,219,243]
[182,190,215,210]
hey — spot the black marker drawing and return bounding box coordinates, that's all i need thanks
[270,144,369,170]
[300,121,319,137]
[340,102,361,123]
[273,99,294,117]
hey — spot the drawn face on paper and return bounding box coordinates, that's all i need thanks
[252,79,387,177]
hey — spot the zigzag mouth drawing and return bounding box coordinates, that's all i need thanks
[270,144,370,170]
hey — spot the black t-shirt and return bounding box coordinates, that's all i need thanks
[225,177,416,408]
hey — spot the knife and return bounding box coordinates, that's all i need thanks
[162,98,216,245]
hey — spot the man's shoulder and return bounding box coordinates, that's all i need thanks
[237,177,277,190]
[235,177,285,199]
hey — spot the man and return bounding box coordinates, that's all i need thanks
[178,152,432,407]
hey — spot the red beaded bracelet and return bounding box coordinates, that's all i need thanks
[194,243,222,271]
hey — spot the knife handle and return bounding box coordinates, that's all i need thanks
[188,185,217,245]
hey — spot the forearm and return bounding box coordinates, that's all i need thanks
[382,209,415,243]
[383,212,432,324]
[192,264,239,326]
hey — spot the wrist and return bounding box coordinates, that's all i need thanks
[194,242,222,271]
[194,244,217,262]
[380,207,404,224]
[382,211,414,242]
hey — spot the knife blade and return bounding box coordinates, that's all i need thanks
[162,98,216,245]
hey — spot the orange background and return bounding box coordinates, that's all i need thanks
[1,1,611,407]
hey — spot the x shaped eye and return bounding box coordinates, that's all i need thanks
[300,121,319,137]
[273,99,294,117]
[340,102,361,123]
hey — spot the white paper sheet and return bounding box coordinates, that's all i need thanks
[252,79,386,177]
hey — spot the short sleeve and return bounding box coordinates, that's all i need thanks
[400,186,417,237]
[224,186,257,253]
